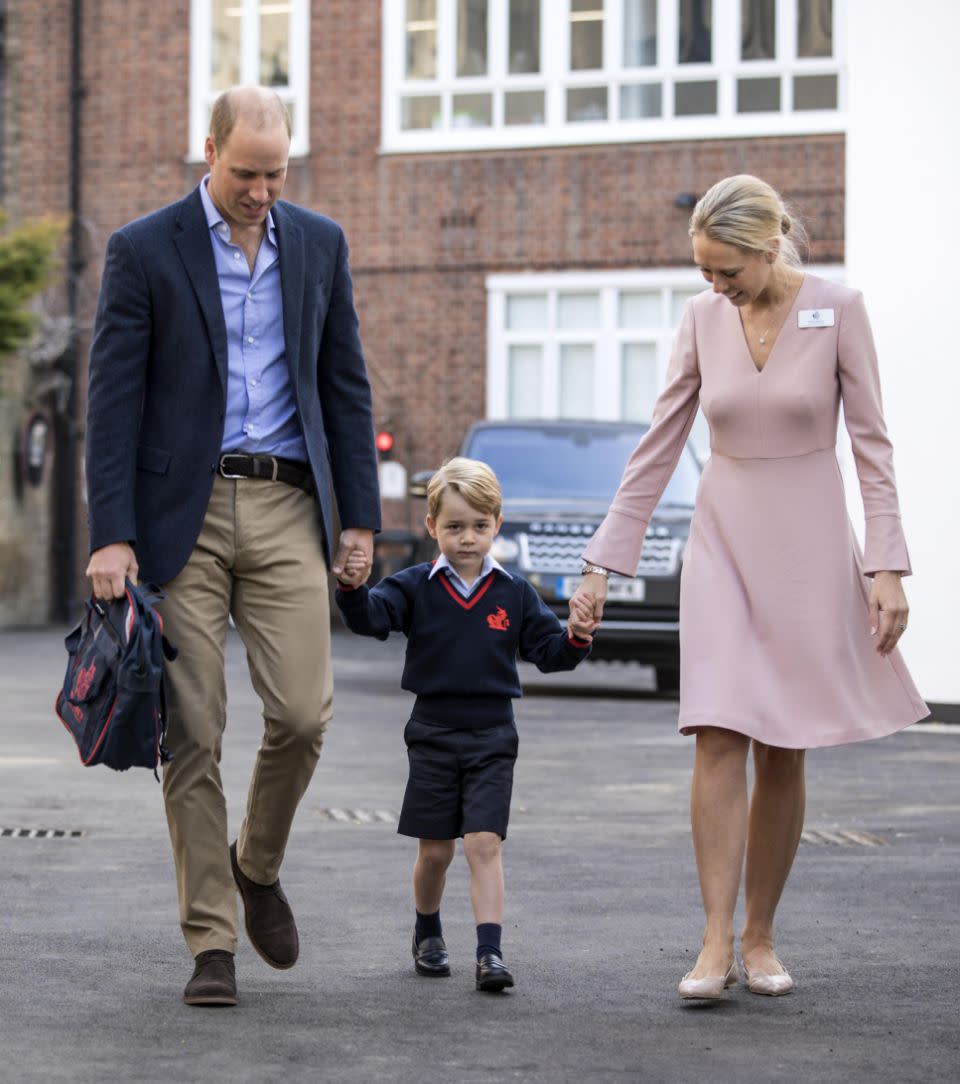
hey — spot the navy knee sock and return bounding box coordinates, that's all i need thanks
[476,922,502,960]
[415,910,442,944]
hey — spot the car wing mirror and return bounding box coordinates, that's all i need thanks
[408,470,434,500]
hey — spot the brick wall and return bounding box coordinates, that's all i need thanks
[3,0,845,597]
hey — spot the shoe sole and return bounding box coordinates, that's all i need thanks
[183,994,238,1007]
[414,961,451,977]
[476,977,514,992]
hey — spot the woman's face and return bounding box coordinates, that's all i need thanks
[692,233,776,307]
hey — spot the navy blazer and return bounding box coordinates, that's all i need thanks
[86,189,381,585]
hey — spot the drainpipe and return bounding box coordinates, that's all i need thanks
[51,0,84,621]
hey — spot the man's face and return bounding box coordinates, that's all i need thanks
[204,119,289,231]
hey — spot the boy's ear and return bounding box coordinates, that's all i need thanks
[494,513,504,536]
[425,513,438,540]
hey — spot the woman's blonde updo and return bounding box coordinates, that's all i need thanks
[688,175,807,268]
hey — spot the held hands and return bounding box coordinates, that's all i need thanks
[869,570,910,657]
[332,528,375,587]
[568,572,608,640]
[567,592,597,643]
[86,542,138,601]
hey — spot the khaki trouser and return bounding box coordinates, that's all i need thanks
[157,474,333,957]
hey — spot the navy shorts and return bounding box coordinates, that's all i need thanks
[398,717,519,841]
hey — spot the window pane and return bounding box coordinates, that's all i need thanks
[678,0,712,64]
[505,90,545,125]
[570,0,604,71]
[560,344,595,418]
[623,0,657,67]
[793,74,837,110]
[260,3,290,87]
[509,345,543,417]
[741,0,775,60]
[457,0,488,76]
[621,343,658,422]
[406,0,438,79]
[620,83,662,118]
[675,80,717,115]
[671,289,702,324]
[212,0,242,91]
[558,293,600,329]
[452,93,492,127]
[619,291,661,327]
[737,76,780,112]
[506,294,547,329]
[509,0,540,74]
[567,86,608,122]
[401,96,442,129]
[797,0,832,58]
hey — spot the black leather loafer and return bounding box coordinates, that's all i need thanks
[183,949,238,1006]
[412,933,451,976]
[475,952,514,992]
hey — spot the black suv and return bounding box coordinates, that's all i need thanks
[414,420,700,692]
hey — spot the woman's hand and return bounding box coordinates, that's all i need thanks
[869,570,909,657]
[569,572,609,636]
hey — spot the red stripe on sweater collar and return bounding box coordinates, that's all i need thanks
[436,569,496,610]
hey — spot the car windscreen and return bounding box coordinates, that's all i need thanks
[465,425,700,505]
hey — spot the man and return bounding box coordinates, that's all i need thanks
[85,86,380,1006]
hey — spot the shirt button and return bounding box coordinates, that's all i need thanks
[233,252,241,260]
[247,336,254,344]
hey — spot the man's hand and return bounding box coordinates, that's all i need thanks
[332,528,374,585]
[86,542,138,601]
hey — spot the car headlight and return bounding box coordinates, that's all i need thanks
[491,536,521,562]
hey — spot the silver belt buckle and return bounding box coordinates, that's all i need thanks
[218,454,247,480]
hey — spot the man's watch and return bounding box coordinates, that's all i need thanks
[580,563,610,577]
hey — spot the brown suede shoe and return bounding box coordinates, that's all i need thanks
[230,841,299,969]
[183,950,237,1006]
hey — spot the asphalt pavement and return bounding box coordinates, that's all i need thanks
[1,625,957,1083]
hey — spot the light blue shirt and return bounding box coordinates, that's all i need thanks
[199,177,307,462]
[428,553,510,598]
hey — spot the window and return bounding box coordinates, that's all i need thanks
[487,265,844,460]
[190,0,310,159]
[382,0,845,152]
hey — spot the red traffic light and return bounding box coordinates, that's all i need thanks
[375,430,394,454]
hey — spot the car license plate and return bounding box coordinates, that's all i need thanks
[555,575,645,601]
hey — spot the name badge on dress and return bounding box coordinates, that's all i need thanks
[798,308,835,328]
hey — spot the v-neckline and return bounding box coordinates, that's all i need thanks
[738,274,807,375]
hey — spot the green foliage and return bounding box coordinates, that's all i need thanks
[0,210,65,355]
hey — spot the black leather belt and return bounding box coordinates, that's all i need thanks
[218,453,315,495]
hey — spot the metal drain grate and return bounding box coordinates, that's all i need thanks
[315,808,397,825]
[801,828,888,847]
[1,827,86,839]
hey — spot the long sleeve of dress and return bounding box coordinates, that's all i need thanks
[837,292,912,575]
[581,303,702,577]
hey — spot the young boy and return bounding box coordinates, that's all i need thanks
[335,457,595,992]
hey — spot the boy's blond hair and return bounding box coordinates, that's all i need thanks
[426,457,502,520]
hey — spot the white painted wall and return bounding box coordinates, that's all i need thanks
[845,1,960,704]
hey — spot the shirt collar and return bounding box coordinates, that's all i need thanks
[199,175,277,247]
[428,553,510,583]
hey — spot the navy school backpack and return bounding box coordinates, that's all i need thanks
[55,579,177,777]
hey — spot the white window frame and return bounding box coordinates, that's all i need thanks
[486,265,844,460]
[382,0,846,153]
[189,0,310,161]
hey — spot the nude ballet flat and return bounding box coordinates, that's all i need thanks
[743,957,794,997]
[678,960,739,1000]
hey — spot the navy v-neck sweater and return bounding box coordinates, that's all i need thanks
[335,563,590,728]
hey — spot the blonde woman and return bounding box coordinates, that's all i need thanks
[572,175,928,1000]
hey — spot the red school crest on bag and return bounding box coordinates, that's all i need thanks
[487,606,510,631]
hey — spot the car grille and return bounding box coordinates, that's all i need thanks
[519,531,682,577]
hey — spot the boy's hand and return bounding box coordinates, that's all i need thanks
[337,549,370,587]
[568,594,597,643]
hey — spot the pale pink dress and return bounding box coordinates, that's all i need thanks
[582,275,929,748]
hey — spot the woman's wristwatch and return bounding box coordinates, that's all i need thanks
[580,563,610,577]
